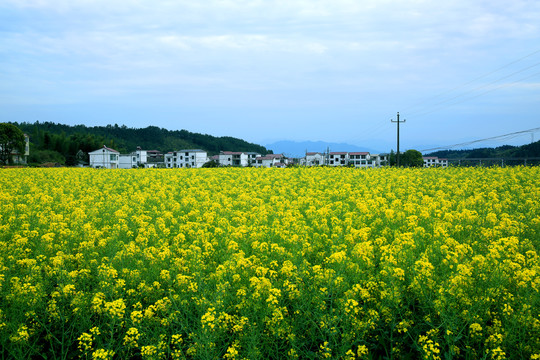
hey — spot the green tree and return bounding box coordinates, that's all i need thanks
[401,149,424,167]
[0,123,26,165]
[202,160,219,168]
[389,150,397,166]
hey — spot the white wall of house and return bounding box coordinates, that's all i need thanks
[165,149,208,168]
[253,156,278,167]
[423,157,448,167]
[376,154,389,167]
[305,153,324,166]
[267,154,287,164]
[134,149,148,165]
[348,152,373,168]
[89,146,120,169]
[119,154,138,169]
[329,152,349,166]
[218,151,249,166]
[303,151,392,168]
[246,152,261,166]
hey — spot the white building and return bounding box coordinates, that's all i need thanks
[305,152,324,166]
[253,155,277,167]
[218,151,249,167]
[376,154,389,167]
[118,154,138,169]
[253,154,288,168]
[89,146,120,169]
[165,149,208,168]
[133,147,148,165]
[303,151,389,168]
[423,156,448,168]
[142,150,164,168]
[329,152,349,166]
[246,152,261,165]
[348,152,374,167]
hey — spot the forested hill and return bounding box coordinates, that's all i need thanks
[426,140,540,159]
[11,121,270,165]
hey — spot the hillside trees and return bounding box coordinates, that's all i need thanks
[10,121,270,165]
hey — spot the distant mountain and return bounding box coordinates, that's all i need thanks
[266,140,380,158]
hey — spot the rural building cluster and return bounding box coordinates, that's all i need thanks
[87,146,449,169]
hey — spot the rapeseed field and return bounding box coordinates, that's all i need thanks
[1,167,539,359]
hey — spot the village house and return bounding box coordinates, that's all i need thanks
[423,156,448,168]
[348,152,373,167]
[305,152,324,166]
[377,153,389,167]
[302,151,390,168]
[253,154,288,168]
[328,152,349,166]
[246,152,262,165]
[118,153,138,169]
[165,149,208,168]
[113,147,165,168]
[89,146,120,169]
[143,149,164,168]
[86,144,404,170]
[218,151,249,166]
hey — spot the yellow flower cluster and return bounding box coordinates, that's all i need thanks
[0,166,539,358]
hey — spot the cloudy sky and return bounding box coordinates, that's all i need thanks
[1,0,539,152]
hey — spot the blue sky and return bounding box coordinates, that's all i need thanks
[1,0,539,152]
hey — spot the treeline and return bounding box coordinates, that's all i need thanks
[11,122,270,166]
[426,140,540,159]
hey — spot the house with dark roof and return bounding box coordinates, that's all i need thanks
[88,146,120,169]
[165,149,208,168]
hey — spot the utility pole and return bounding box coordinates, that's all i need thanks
[326,146,330,165]
[391,112,406,166]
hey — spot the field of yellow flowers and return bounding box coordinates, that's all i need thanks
[1,167,539,359]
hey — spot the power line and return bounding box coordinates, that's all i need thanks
[420,127,540,153]
[411,69,540,119]
[404,49,540,118]
[403,48,540,115]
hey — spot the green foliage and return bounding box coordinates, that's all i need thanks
[0,123,26,165]
[202,160,219,168]
[27,150,66,166]
[389,150,396,166]
[401,149,424,167]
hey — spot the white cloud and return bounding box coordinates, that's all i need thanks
[2,0,540,146]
